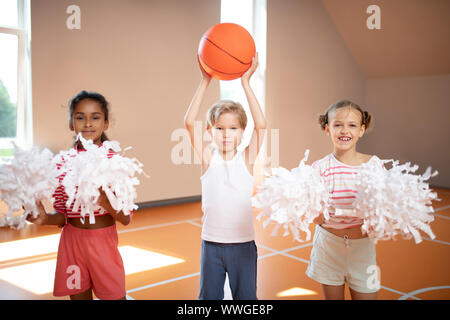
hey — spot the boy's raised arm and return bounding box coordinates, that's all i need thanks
[241,53,267,165]
[184,57,212,165]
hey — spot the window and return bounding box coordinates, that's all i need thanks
[0,0,32,160]
[220,0,267,151]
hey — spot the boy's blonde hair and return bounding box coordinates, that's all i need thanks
[206,100,247,129]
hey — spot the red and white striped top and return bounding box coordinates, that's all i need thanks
[52,144,119,219]
[312,153,379,230]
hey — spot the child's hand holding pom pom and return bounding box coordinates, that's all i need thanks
[25,200,49,225]
[56,133,148,224]
[0,143,59,230]
[351,157,439,244]
[252,150,329,242]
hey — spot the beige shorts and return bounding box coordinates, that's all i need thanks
[306,225,379,293]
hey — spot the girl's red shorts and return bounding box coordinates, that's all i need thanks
[53,222,126,299]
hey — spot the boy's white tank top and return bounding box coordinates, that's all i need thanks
[200,147,254,243]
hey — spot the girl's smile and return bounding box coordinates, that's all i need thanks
[338,136,352,142]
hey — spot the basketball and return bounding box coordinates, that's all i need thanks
[198,23,256,81]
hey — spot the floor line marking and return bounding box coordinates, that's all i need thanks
[423,237,450,246]
[257,243,310,263]
[433,213,450,220]
[257,243,312,256]
[126,272,200,294]
[283,242,313,252]
[380,286,421,300]
[187,220,203,228]
[398,286,450,300]
[257,243,309,264]
[118,219,201,234]
[257,251,280,260]
[434,205,450,212]
[280,252,310,264]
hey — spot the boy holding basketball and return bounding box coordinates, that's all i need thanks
[184,53,266,300]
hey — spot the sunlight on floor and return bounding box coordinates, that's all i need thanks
[0,244,184,295]
[0,234,60,262]
[118,245,184,274]
[0,259,56,295]
[276,287,317,297]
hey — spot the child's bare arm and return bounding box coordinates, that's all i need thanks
[241,53,267,166]
[26,200,66,226]
[97,189,131,226]
[184,57,213,166]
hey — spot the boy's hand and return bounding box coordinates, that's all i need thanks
[241,52,259,85]
[197,55,212,83]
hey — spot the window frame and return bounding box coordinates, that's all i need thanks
[0,0,32,158]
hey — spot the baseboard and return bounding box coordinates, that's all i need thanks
[136,195,201,210]
[430,185,450,191]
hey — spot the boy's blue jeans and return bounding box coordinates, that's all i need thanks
[199,240,258,300]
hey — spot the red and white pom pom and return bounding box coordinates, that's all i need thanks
[57,134,147,224]
[352,157,438,244]
[0,143,59,229]
[252,150,329,242]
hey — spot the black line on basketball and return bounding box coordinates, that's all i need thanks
[198,55,247,76]
[202,36,252,66]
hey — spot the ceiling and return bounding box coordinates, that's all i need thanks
[321,0,450,78]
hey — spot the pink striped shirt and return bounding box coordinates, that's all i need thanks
[312,153,380,230]
[52,144,132,220]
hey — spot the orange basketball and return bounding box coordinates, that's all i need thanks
[198,23,256,81]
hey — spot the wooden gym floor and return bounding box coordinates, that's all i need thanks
[0,188,449,300]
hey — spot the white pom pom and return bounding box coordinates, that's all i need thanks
[0,143,59,230]
[353,157,438,244]
[58,133,148,223]
[252,150,329,242]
